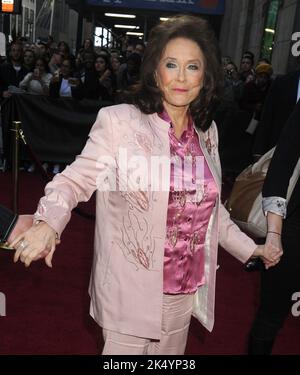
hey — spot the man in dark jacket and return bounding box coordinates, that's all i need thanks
[0,42,29,100]
[249,100,300,355]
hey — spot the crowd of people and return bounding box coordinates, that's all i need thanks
[0,36,146,173]
[215,51,275,176]
[0,36,146,103]
[0,34,280,177]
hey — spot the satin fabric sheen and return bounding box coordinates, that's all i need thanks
[159,111,218,294]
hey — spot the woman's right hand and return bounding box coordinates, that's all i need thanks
[11,221,59,268]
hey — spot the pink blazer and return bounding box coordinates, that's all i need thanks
[34,104,257,339]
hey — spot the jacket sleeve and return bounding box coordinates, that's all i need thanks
[218,204,257,263]
[34,107,115,237]
[262,100,300,199]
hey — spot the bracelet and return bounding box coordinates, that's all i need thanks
[267,231,281,236]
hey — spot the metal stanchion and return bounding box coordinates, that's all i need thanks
[11,121,22,214]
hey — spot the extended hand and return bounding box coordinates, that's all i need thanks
[11,221,59,268]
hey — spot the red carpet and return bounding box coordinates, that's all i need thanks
[0,171,299,354]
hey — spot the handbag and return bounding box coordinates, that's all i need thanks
[225,148,300,238]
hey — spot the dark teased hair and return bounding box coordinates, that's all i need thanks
[122,14,223,131]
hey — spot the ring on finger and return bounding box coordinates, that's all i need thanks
[19,240,28,250]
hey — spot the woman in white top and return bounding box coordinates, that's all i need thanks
[19,58,52,96]
[49,58,82,99]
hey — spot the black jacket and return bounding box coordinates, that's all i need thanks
[49,75,83,100]
[253,69,300,156]
[0,62,29,97]
[262,100,300,217]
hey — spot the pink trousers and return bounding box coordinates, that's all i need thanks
[102,293,194,355]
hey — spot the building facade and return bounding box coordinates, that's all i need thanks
[0,0,78,52]
[34,0,78,51]
[0,0,35,42]
[220,0,300,75]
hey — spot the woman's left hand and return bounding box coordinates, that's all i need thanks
[11,221,60,268]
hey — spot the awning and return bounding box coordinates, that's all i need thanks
[86,0,225,15]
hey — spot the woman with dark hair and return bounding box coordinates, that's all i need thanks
[57,41,72,60]
[19,57,52,95]
[92,54,113,100]
[11,15,280,355]
[82,38,94,53]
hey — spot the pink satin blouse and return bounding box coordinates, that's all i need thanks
[159,111,218,294]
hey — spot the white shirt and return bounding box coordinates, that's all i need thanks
[13,65,21,72]
[19,72,52,95]
[59,78,72,97]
